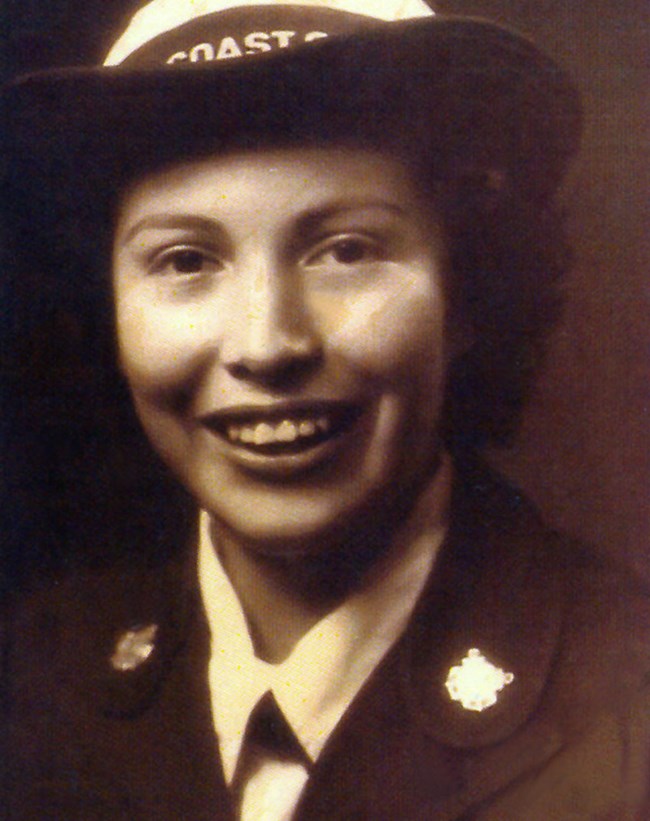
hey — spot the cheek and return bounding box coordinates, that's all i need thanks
[114,297,207,397]
[320,273,446,378]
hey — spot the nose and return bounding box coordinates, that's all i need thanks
[222,260,323,388]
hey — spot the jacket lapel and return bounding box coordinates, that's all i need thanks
[85,552,236,820]
[295,456,569,820]
[85,457,569,820]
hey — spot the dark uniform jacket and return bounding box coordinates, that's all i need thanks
[2,457,650,820]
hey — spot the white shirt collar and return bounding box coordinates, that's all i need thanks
[198,456,451,784]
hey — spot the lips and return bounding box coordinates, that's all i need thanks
[201,401,362,456]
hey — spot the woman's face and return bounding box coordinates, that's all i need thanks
[113,147,451,555]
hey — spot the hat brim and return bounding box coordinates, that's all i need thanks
[3,16,581,220]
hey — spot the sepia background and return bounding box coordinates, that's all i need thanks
[1,0,648,582]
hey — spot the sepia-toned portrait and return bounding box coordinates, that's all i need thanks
[1,1,648,818]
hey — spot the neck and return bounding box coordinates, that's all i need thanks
[202,452,450,664]
[208,455,451,663]
[213,519,395,663]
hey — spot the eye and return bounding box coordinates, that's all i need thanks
[168,249,206,274]
[329,238,371,264]
[152,246,222,277]
[306,235,382,268]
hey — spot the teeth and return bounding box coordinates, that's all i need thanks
[253,423,275,445]
[298,420,316,437]
[316,417,330,433]
[226,415,333,446]
[240,427,255,444]
[275,420,298,442]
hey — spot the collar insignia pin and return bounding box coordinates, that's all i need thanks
[110,624,159,672]
[445,648,514,712]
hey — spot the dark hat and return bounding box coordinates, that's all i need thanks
[3,0,581,230]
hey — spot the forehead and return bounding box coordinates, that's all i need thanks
[115,145,436,226]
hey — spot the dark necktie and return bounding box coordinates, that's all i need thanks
[230,690,312,815]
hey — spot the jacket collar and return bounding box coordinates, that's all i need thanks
[294,455,570,819]
[401,452,567,750]
[92,454,568,792]
[90,532,202,719]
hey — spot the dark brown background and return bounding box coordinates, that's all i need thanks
[2,1,648,579]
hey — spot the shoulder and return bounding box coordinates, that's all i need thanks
[412,454,650,817]
[454,452,650,703]
[343,451,650,819]
[0,549,203,752]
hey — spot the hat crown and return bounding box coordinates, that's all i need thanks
[104,0,434,66]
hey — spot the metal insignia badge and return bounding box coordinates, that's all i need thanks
[110,624,159,672]
[445,648,514,712]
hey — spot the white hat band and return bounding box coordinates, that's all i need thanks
[105,0,434,66]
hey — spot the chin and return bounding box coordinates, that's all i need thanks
[198,463,430,561]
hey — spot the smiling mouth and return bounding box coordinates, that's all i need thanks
[202,402,362,456]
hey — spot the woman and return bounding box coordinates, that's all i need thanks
[2,1,649,818]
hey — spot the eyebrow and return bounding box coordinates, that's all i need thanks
[294,200,408,234]
[119,214,222,246]
[119,200,410,247]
